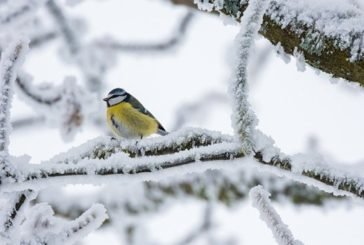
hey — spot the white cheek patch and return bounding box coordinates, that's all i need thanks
[109,95,126,106]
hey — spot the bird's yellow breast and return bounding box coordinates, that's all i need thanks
[106,102,159,138]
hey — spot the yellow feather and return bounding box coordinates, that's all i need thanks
[106,102,159,138]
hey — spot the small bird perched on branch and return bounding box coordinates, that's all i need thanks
[103,88,168,139]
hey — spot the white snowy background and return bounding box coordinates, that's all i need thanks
[5,0,364,244]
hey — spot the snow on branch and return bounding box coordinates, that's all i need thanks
[173,0,364,85]
[46,0,79,54]
[95,11,195,53]
[37,169,341,223]
[0,0,47,30]
[15,74,93,141]
[250,186,303,245]
[0,191,34,235]
[9,202,108,244]
[0,128,363,201]
[230,0,270,154]
[51,203,108,244]
[48,127,234,164]
[0,38,28,183]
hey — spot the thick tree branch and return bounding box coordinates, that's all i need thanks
[172,0,364,85]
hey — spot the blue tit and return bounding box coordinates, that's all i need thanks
[103,88,168,139]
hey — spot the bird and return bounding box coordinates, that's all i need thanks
[103,88,168,139]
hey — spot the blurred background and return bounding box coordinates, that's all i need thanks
[7,0,364,244]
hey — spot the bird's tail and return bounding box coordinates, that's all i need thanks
[157,129,169,136]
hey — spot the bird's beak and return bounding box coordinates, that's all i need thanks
[103,95,111,102]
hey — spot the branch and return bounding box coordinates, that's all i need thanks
[229,0,269,154]
[95,11,195,53]
[46,0,103,92]
[0,129,363,200]
[172,0,364,85]
[171,91,228,131]
[53,204,108,244]
[0,0,47,30]
[37,168,339,223]
[250,186,303,245]
[11,116,44,130]
[18,202,108,244]
[46,0,79,54]
[0,38,31,238]
[0,39,29,183]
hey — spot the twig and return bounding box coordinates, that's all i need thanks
[250,186,303,245]
[229,0,270,154]
[95,11,195,53]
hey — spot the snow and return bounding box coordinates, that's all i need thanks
[250,185,303,245]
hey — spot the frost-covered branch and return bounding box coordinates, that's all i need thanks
[95,11,195,53]
[0,39,28,183]
[250,186,303,245]
[0,0,47,30]
[172,0,364,85]
[15,76,61,106]
[0,39,31,239]
[52,204,108,244]
[14,202,108,244]
[11,116,44,129]
[1,128,363,200]
[0,191,34,236]
[230,0,270,154]
[46,0,79,55]
[46,0,106,92]
[171,91,228,131]
[37,169,339,223]
[29,30,58,49]
[15,74,94,141]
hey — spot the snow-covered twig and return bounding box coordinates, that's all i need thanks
[37,168,341,222]
[0,0,47,30]
[0,129,363,201]
[229,0,270,154]
[95,11,195,53]
[46,0,79,54]
[48,128,234,164]
[0,39,31,239]
[0,38,28,183]
[0,191,33,235]
[46,0,105,92]
[11,116,44,129]
[18,203,108,244]
[15,74,92,141]
[29,30,58,49]
[15,75,61,106]
[171,91,228,131]
[177,202,214,245]
[250,186,303,245]
[52,203,108,244]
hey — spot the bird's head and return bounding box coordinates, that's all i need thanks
[103,88,128,107]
